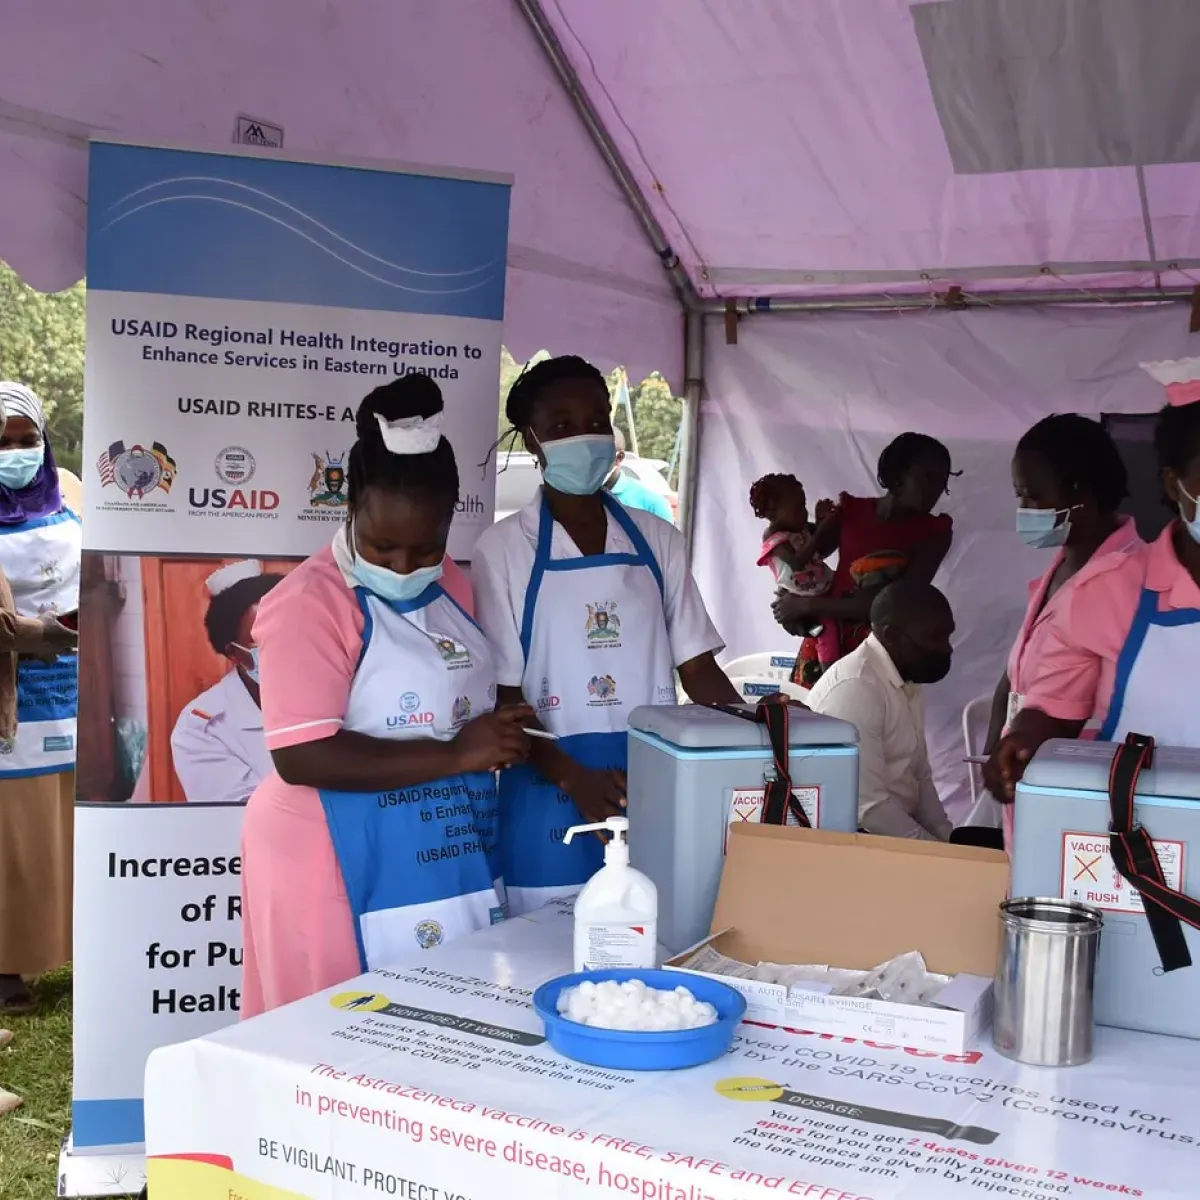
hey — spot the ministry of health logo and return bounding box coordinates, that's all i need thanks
[308,451,348,508]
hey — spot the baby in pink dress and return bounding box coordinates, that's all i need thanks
[750,473,838,684]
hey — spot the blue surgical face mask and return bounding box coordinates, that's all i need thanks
[0,446,44,491]
[232,644,260,684]
[1179,482,1200,545]
[1016,505,1075,550]
[537,434,616,496]
[348,524,444,603]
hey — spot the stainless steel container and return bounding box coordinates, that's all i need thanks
[993,897,1103,1067]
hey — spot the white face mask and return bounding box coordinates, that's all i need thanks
[1016,505,1077,550]
[1179,481,1200,546]
[231,643,260,683]
[347,519,444,604]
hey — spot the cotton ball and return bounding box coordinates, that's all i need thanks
[553,980,719,1032]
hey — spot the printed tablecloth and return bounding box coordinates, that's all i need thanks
[146,898,1195,1199]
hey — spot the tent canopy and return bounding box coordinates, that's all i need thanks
[5,0,1199,384]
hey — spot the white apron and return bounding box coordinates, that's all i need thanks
[0,510,81,777]
[319,582,505,970]
[1099,587,1200,745]
[501,493,677,915]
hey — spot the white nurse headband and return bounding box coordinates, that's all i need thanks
[206,559,263,597]
[374,411,443,455]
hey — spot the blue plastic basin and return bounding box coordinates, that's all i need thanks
[532,969,747,1071]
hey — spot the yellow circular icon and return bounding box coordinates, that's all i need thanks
[330,990,389,1013]
[715,1076,784,1103]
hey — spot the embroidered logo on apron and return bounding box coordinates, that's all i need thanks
[587,674,618,706]
[432,636,471,669]
[585,601,622,648]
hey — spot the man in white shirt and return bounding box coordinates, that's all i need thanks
[806,582,954,841]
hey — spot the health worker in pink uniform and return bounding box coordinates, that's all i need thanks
[985,394,1200,804]
[240,377,532,1017]
[972,414,1140,851]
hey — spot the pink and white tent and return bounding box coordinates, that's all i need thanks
[5,0,1200,813]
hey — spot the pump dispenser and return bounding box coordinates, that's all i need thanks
[563,816,658,972]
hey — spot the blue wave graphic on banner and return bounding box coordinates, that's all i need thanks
[87,143,510,319]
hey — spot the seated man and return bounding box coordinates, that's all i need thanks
[806,581,954,841]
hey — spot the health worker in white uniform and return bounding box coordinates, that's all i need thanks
[240,376,534,1016]
[473,355,742,915]
[0,382,81,1015]
[170,558,283,804]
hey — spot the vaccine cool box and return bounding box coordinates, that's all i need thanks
[625,703,859,955]
[1011,739,1200,1039]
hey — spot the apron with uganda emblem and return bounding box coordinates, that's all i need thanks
[0,510,81,777]
[318,581,504,970]
[500,493,677,914]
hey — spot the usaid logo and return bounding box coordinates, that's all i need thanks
[215,446,256,485]
[388,689,434,728]
[537,677,561,712]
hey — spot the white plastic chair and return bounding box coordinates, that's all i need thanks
[722,651,806,704]
[962,692,1002,827]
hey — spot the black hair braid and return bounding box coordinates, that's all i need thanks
[204,574,285,655]
[504,355,608,431]
[1016,413,1129,514]
[876,432,954,492]
[348,375,459,511]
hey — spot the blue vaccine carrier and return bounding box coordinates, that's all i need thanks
[1011,739,1200,1039]
[625,703,859,956]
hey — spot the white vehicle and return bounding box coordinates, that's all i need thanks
[494,450,676,523]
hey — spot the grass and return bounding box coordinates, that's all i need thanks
[0,967,73,1199]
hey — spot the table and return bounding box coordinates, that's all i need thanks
[146,898,1197,1199]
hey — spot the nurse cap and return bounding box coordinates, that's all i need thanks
[1140,358,1200,407]
[205,559,263,597]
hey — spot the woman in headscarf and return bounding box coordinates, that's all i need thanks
[0,382,82,1014]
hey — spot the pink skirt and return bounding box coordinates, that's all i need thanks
[240,773,361,1018]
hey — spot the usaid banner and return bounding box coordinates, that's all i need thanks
[72,802,246,1152]
[82,139,511,560]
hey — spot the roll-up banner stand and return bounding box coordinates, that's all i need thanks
[65,137,511,1196]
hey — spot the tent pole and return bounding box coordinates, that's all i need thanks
[677,310,704,561]
[514,0,700,311]
[701,287,1194,315]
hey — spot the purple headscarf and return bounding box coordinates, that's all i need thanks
[0,382,64,525]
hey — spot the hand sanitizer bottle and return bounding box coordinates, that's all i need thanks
[563,816,658,972]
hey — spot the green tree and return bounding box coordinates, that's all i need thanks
[622,372,680,468]
[0,262,86,475]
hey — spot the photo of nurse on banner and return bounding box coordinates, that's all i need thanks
[77,552,299,803]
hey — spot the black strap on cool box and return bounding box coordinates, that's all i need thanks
[712,694,811,828]
[1108,733,1200,973]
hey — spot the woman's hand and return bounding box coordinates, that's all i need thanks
[453,705,534,773]
[982,731,1039,804]
[39,616,78,656]
[564,764,627,825]
[773,591,817,634]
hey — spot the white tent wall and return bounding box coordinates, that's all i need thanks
[0,0,683,386]
[693,304,1193,821]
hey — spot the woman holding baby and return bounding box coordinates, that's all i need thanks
[761,433,957,686]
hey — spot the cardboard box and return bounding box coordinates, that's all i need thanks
[664,824,1010,1054]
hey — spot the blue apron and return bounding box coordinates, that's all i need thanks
[500,493,677,914]
[318,582,506,970]
[0,509,80,777]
